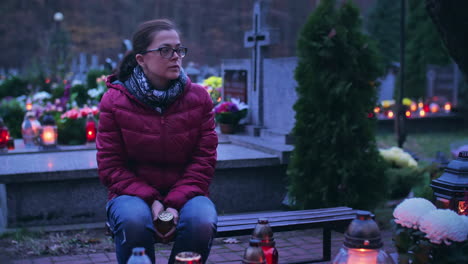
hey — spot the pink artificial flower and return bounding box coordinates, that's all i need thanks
[61,106,99,120]
[214,101,239,114]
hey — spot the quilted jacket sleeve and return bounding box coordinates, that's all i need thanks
[96,90,161,205]
[163,91,218,210]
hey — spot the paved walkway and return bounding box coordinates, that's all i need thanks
[8,228,396,264]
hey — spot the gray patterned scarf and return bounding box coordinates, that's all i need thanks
[124,66,187,113]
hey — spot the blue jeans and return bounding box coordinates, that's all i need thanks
[106,195,218,264]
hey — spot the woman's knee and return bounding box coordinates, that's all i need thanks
[119,213,152,232]
[107,195,154,233]
[180,196,217,230]
[113,203,154,245]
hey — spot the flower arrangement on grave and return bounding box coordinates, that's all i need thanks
[35,99,65,122]
[0,97,27,138]
[214,98,248,126]
[392,197,468,264]
[57,106,99,145]
[379,147,428,200]
[202,76,222,106]
[379,147,418,168]
[87,75,107,103]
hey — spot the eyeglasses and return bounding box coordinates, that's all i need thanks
[141,46,187,59]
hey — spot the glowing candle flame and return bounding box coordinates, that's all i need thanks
[444,102,451,112]
[347,248,379,264]
[86,120,97,142]
[387,111,394,119]
[41,126,57,145]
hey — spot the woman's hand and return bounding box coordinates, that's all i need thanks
[151,200,164,221]
[152,202,177,244]
[166,207,179,225]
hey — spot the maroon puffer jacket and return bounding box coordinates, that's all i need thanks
[96,74,218,210]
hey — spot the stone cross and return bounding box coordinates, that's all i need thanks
[78,52,88,82]
[244,0,273,128]
[70,56,79,81]
[90,54,99,70]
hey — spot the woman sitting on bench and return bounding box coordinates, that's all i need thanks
[96,19,218,264]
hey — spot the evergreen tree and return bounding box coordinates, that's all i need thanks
[366,0,401,69]
[287,0,386,210]
[426,0,468,79]
[404,0,450,99]
[426,0,468,119]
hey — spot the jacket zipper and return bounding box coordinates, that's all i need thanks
[160,115,167,194]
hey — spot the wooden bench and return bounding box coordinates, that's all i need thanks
[216,206,356,263]
[107,206,356,263]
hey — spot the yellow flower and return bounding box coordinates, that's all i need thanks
[382,100,395,108]
[203,76,223,89]
[402,98,413,106]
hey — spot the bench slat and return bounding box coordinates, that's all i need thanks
[217,215,355,232]
[219,211,355,224]
[218,209,356,227]
[218,207,353,222]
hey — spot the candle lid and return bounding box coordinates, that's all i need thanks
[158,210,174,222]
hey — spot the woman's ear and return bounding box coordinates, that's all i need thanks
[135,54,145,67]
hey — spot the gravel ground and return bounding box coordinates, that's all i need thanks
[0,228,115,261]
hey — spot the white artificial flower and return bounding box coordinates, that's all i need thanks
[393,198,436,229]
[33,91,51,101]
[463,213,468,227]
[230,98,248,110]
[379,147,418,168]
[71,79,83,86]
[87,88,100,98]
[16,95,27,102]
[87,86,105,99]
[407,158,418,168]
[419,209,468,245]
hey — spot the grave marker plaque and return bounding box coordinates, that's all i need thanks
[223,70,248,103]
[426,63,460,105]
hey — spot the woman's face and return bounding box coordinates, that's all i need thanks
[136,29,182,89]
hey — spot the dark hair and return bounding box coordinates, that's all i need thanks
[116,19,179,81]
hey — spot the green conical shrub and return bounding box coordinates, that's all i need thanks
[287,0,386,210]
